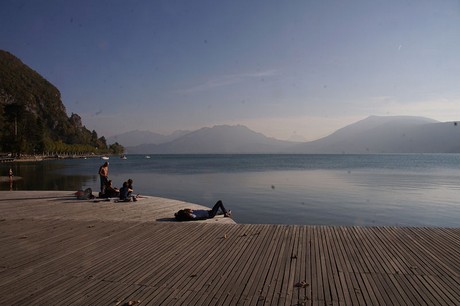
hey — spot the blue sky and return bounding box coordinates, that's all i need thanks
[1,0,459,141]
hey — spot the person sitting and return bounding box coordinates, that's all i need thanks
[127,178,134,197]
[175,200,231,221]
[119,181,137,202]
[103,180,120,198]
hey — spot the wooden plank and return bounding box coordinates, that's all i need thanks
[236,225,282,306]
[264,225,294,305]
[253,225,287,306]
[220,225,277,306]
[350,227,390,305]
[290,225,309,306]
[327,226,353,305]
[1,192,459,305]
[374,228,432,305]
[134,225,224,292]
[352,227,401,305]
[310,226,322,304]
[329,227,357,305]
[370,228,420,306]
[327,226,350,305]
[405,227,460,276]
[421,274,459,305]
[318,227,335,305]
[344,231,376,306]
[280,225,301,306]
[336,227,367,305]
[27,276,85,306]
[166,224,253,305]
[383,226,459,297]
[147,224,242,304]
[273,225,298,306]
[2,273,71,305]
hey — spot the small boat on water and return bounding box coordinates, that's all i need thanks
[120,155,127,160]
[145,155,151,159]
[101,156,109,160]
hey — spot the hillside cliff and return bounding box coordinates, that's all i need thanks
[0,50,121,155]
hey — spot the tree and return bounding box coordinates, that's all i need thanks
[0,50,111,155]
[109,142,124,154]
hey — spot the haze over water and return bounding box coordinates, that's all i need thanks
[2,154,459,227]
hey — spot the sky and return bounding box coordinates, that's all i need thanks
[1,0,459,141]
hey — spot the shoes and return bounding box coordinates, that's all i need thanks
[224,210,232,217]
[133,197,138,202]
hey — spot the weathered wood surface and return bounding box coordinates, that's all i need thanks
[0,191,235,224]
[0,191,459,305]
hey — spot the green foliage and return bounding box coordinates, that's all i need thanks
[109,142,124,154]
[0,50,124,155]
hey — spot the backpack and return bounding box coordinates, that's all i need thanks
[75,188,95,200]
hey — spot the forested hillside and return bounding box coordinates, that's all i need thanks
[0,50,123,156]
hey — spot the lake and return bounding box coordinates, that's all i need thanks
[2,154,460,227]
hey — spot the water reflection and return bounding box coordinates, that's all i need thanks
[0,161,93,191]
[1,157,459,227]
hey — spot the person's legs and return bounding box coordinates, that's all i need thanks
[101,176,108,194]
[99,175,105,193]
[208,200,228,218]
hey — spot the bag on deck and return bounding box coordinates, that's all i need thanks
[75,188,95,200]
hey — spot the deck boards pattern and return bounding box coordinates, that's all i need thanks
[0,192,459,305]
[0,191,235,224]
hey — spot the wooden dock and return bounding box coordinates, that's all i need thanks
[0,191,459,305]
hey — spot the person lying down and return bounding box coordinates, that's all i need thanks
[175,200,232,221]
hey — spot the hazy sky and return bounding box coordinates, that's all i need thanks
[1,0,459,141]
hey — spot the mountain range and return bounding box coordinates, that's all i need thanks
[119,116,460,154]
[7,48,456,155]
[107,130,190,147]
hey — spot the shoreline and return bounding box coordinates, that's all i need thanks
[1,154,110,163]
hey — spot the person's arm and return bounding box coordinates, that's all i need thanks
[185,209,196,219]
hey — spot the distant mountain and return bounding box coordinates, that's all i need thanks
[126,116,460,154]
[290,116,460,153]
[107,129,190,147]
[127,125,297,154]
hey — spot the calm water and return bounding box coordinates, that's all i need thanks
[2,154,460,227]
